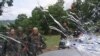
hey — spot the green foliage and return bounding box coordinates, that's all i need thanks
[9,0,100,34]
[14,0,68,34]
[69,0,100,31]
[48,0,66,22]
[0,25,6,32]
[31,7,43,27]
[1,0,99,34]
[15,14,29,27]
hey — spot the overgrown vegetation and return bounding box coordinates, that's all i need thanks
[0,0,100,34]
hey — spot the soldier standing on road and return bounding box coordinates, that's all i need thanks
[17,27,28,56]
[28,27,46,56]
[6,28,18,56]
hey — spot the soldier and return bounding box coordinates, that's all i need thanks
[17,27,28,56]
[28,27,46,56]
[6,28,18,56]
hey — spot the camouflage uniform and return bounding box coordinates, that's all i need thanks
[6,35,18,56]
[28,34,46,56]
[17,33,28,56]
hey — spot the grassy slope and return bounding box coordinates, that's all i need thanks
[44,35,60,51]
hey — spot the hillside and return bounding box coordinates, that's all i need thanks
[0,20,15,25]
